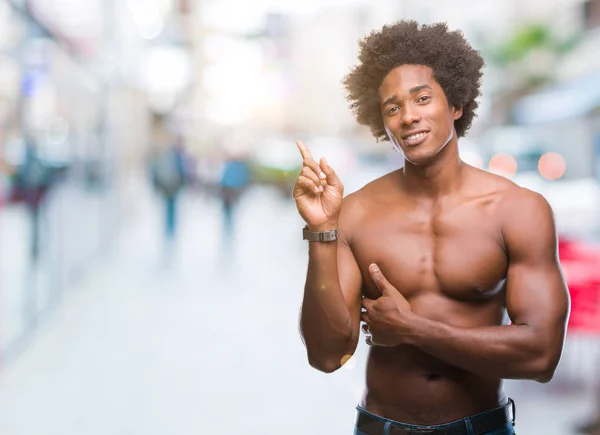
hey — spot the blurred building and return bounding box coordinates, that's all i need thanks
[509,0,600,179]
[1,0,599,366]
[0,0,191,362]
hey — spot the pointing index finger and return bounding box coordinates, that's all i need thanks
[296,140,313,160]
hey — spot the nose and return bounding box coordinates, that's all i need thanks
[401,106,421,126]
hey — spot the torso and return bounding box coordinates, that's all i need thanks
[349,166,515,424]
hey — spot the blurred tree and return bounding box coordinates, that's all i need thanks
[478,23,583,125]
[489,24,579,66]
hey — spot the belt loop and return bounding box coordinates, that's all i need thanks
[511,398,516,426]
[383,421,392,435]
[463,417,474,435]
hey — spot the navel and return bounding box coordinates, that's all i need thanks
[426,373,443,381]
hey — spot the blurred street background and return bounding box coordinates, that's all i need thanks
[0,0,599,434]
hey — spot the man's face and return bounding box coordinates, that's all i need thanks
[378,65,462,165]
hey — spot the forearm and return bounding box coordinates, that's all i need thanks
[301,242,354,370]
[407,315,556,382]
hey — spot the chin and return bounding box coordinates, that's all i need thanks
[403,147,442,166]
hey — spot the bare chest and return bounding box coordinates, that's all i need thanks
[350,203,508,303]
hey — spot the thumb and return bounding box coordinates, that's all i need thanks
[369,264,390,295]
[320,157,342,189]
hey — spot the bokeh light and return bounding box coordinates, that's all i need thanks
[341,354,356,371]
[488,153,518,178]
[1,3,599,435]
[538,151,566,181]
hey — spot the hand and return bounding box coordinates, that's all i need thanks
[361,264,414,347]
[292,140,344,230]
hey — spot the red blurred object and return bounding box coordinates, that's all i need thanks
[559,236,600,334]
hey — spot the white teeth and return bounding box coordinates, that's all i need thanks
[406,132,427,140]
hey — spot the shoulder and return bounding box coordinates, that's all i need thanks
[497,184,554,223]
[465,167,556,251]
[468,166,551,217]
[338,170,399,239]
[350,170,400,201]
[466,164,517,195]
[497,185,557,258]
[341,170,399,213]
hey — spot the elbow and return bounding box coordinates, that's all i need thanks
[305,333,358,373]
[534,367,554,383]
[535,373,553,384]
[534,369,555,384]
[308,356,342,374]
[305,335,357,374]
[535,368,556,384]
[532,354,560,384]
[306,347,350,374]
[526,327,565,383]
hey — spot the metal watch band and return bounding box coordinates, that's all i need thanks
[302,225,338,242]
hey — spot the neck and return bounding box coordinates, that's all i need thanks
[400,139,465,197]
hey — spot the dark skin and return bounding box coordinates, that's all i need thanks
[294,65,570,425]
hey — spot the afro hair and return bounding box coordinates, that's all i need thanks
[343,20,485,141]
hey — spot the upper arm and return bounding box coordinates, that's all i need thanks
[338,195,365,350]
[502,189,570,354]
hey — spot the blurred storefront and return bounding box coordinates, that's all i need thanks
[0,0,108,362]
[0,0,169,363]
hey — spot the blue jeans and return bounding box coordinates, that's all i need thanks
[354,400,516,435]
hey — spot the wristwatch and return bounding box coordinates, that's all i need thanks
[302,225,338,242]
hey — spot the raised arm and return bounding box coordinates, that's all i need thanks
[293,141,363,373]
[300,207,363,373]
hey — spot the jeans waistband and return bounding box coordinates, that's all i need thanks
[355,399,515,435]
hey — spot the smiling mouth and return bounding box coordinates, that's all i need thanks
[403,131,429,146]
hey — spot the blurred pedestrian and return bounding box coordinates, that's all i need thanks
[218,156,251,242]
[13,138,53,262]
[150,139,186,244]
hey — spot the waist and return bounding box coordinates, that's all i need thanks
[355,399,515,435]
[365,349,503,421]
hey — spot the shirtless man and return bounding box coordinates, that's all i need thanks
[293,21,570,435]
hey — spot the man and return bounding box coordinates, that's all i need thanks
[293,21,570,435]
[150,138,186,243]
[219,155,252,241]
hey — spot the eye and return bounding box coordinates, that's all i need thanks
[417,96,431,103]
[387,107,399,115]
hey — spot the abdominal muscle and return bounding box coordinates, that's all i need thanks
[361,345,505,425]
[358,291,509,425]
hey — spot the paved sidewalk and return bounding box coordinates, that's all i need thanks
[0,185,597,435]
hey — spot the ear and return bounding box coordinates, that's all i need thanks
[452,106,463,120]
